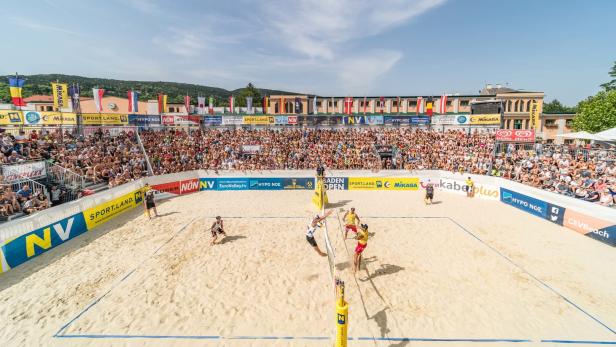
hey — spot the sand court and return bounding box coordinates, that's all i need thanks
[1,189,615,346]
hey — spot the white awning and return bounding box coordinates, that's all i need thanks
[595,127,616,141]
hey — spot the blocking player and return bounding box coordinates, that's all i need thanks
[306,210,333,256]
[210,216,227,245]
[343,207,361,239]
[354,224,369,273]
[144,188,158,219]
[424,180,435,205]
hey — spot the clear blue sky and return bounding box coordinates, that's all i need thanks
[3,0,615,105]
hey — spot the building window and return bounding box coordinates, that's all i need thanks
[460,100,469,107]
[545,119,557,128]
[564,139,574,145]
[46,106,53,111]
[446,101,452,106]
[546,139,554,144]
[392,101,398,107]
[513,119,523,129]
[565,119,573,128]
[409,101,417,107]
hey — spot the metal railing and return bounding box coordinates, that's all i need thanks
[9,174,50,201]
[46,162,86,191]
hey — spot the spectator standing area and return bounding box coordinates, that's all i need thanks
[1,188,614,346]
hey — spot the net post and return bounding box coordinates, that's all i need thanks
[335,278,348,347]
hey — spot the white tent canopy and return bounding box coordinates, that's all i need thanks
[595,127,616,141]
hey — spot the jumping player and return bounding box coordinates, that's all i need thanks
[210,216,226,245]
[424,180,435,205]
[343,207,361,239]
[144,188,158,219]
[354,224,369,273]
[306,210,333,256]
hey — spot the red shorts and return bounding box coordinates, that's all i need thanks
[355,243,367,254]
[346,224,357,233]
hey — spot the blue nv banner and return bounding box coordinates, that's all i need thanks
[323,177,348,190]
[384,116,410,125]
[128,114,161,126]
[203,116,222,125]
[215,178,249,190]
[342,116,366,125]
[199,178,217,190]
[500,188,565,225]
[1,213,88,268]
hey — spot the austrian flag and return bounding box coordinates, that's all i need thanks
[344,97,353,115]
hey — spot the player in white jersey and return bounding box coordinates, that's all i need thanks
[306,210,333,256]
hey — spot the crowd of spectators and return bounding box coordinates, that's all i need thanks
[1,127,615,219]
[0,128,147,218]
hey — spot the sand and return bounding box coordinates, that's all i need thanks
[0,188,615,347]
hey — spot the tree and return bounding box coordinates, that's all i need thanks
[543,99,576,113]
[600,60,616,91]
[572,90,616,132]
[236,82,263,107]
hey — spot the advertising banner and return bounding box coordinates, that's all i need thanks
[529,100,541,130]
[546,203,565,226]
[365,116,384,125]
[1,213,88,268]
[313,116,339,126]
[409,116,431,125]
[348,177,419,190]
[0,110,23,125]
[244,116,274,125]
[22,111,77,125]
[500,188,548,219]
[342,116,365,125]
[495,129,535,143]
[274,116,288,125]
[249,178,283,190]
[324,177,348,190]
[282,178,314,190]
[82,189,143,229]
[420,178,499,200]
[2,161,46,182]
[161,115,200,125]
[470,114,501,125]
[179,178,200,194]
[384,116,410,125]
[151,181,180,199]
[82,113,129,125]
[216,178,249,190]
[128,114,161,126]
[563,210,615,246]
[203,116,222,125]
[199,178,217,190]
[222,116,243,125]
[431,115,457,125]
[287,115,298,125]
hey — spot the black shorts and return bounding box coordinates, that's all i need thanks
[306,235,317,247]
[425,192,433,199]
[211,228,225,237]
[146,201,156,209]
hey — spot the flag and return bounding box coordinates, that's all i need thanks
[313,96,318,115]
[247,96,253,114]
[453,98,459,113]
[416,96,423,115]
[529,99,541,130]
[294,97,301,114]
[184,95,191,114]
[363,96,367,115]
[208,96,214,115]
[426,96,434,116]
[344,97,353,115]
[69,84,80,111]
[51,82,69,109]
[312,177,329,210]
[439,94,448,114]
[229,95,235,114]
[127,90,139,113]
[198,96,206,114]
[379,96,385,114]
[8,76,26,106]
[157,93,167,113]
[93,88,105,112]
[263,96,269,114]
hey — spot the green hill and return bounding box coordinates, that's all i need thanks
[0,74,298,106]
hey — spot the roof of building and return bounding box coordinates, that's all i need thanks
[23,95,53,103]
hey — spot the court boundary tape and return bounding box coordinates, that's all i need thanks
[54,216,198,337]
[52,215,616,344]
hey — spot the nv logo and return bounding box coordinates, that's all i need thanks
[134,191,143,203]
[337,313,346,324]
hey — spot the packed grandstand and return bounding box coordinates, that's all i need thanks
[1,126,615,220]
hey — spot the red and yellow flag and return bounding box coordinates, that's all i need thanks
[8,77,26,106]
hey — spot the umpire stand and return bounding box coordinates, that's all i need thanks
[335,278,348,347]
